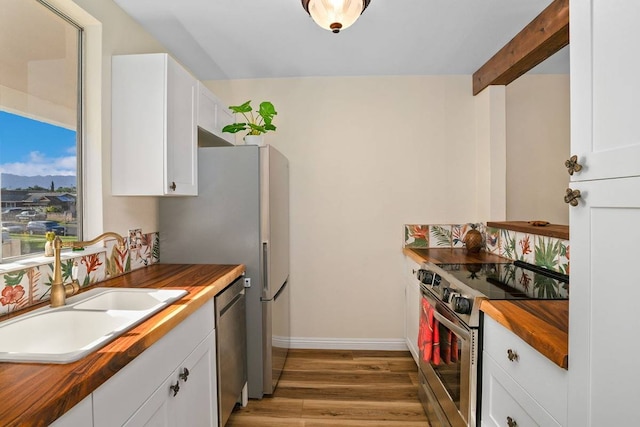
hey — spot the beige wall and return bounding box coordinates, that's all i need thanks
[506,75,570,225]
[207,76,481,341]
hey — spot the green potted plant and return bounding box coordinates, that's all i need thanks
[222,100,277,146]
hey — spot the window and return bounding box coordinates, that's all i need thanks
[0,0,82,260]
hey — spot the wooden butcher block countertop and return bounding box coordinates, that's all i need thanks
[0,263,245,427]
[404,248,569,369]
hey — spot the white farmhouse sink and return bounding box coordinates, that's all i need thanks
[0,287,187,363]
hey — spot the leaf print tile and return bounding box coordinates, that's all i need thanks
[486,227,500,254]
[151,233,160,263]
[430,225,452,248]
[404,224,429,248]
[500,229,517,260]
[534,236,561,271]
[557,240,570,275]
[452,225,465,247]
[106,239,129,277]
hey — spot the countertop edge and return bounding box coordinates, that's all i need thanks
[480,300,568,370]
[0,263,245,427]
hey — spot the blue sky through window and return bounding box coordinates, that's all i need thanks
[0,111,76,177]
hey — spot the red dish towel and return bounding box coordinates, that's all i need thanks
[439,328,459,364]
[419,298,440,365]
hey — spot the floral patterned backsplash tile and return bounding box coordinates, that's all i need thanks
[404,223,569,275]
[0,232,160,317]
[404,225,429,248]
[404,223,484,249]
[429,225,452,247]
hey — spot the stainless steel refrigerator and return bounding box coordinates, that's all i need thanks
[159,145,290,400]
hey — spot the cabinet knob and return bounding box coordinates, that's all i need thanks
[564,188,582,206]
[507,349,519,362]
[170,381,180,397]
[179,367,190,382]
[507,416,518,427]
[565,155,583,175]
[169,181,177,192]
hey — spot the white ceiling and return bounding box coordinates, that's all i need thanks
[112,0,569,81]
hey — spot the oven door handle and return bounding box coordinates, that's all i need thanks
[431,309,470,340]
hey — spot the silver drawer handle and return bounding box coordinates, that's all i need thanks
[507,349,519,362]
[507,416,518,427]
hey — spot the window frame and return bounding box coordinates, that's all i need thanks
[0,0,84,262]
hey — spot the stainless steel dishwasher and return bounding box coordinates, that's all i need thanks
[215,277,247,427]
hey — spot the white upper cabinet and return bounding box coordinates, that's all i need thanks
[112,53,198,196]
[197,82,235,145]
[570,1,640,182]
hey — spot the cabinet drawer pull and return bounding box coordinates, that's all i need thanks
[169,181,177,191]
[507,349,519,362]
[507,416,518,427]
[565,155,583,175]
[170,381,180,396]
[179,367,190,382]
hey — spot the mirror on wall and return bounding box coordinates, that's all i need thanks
[505,46,570,225]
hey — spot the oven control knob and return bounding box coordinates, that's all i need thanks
[442,287,452,302]
[452,296,472,315]
[416,269,441,286]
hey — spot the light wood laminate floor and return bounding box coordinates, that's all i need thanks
[227,349,430,426]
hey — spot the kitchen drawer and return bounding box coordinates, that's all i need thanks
[483,315,567,424]
[482,353,560,427]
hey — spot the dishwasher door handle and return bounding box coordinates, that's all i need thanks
[219,292,244,318]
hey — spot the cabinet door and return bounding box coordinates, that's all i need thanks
[570,0,640,181]
[568,177,640,427]
[123,375,172,427]
[171,330,216,427]
[166,57,197,196]
[404,257,420,364]
[482,353,560,427]
[124,331,216,427]
[197,82,217,135]
[49,395,93,427]
[217,105,235,144]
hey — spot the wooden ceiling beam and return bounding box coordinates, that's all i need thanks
[472,0,569,96]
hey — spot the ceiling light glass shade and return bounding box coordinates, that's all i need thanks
[302,0,371,33]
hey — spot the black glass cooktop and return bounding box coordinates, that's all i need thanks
[435,260,569,300]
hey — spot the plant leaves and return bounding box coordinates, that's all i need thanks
[259,101,277,124]
[248,123,266,133]
[228,100,252,113]
[222,123,248,134]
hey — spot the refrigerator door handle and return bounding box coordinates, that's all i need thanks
[262,241,269,297]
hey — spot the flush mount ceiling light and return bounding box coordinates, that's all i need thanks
[301,0,371,34]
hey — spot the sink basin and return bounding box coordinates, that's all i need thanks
[71,288,186,311]
[0,287,187,363]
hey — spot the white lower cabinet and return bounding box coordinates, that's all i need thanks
[404,256,421,364]
[49,395,93,427]
[124,331,216,426]
[481,315,567,426]
[93,299,217,427]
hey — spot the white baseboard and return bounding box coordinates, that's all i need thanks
[288,337,409,351]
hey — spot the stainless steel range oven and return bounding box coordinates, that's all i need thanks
[414,261,569,427]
